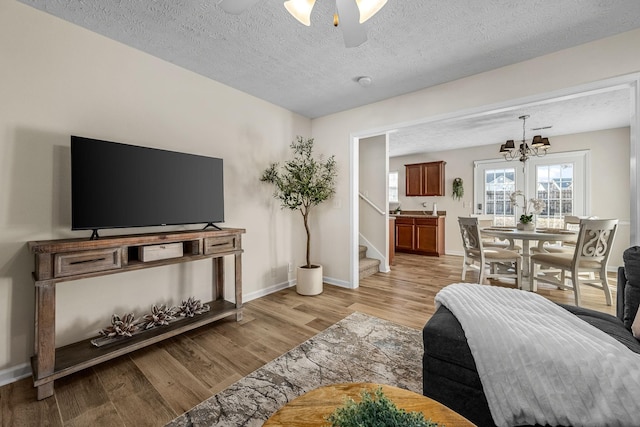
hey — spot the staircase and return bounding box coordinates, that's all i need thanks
[359,245,380,280]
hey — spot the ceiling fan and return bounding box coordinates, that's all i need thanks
[217,0,388,48]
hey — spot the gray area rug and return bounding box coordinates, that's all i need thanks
[166,312,423,426]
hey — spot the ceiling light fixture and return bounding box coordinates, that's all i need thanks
[499,115,551,163]
[283,0,315,26]
[355,0,388,23]
[284,0,386,25]
[283,0,387,47]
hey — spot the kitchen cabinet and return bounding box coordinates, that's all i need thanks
[395,217,415,252]
[395,215,445,256]
[405,161,446,196]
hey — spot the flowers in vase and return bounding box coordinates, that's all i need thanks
[509,191,545,224]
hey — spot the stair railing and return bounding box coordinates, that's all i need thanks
[358,192,385,215]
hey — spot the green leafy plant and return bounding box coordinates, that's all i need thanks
[452,177,464,201]
[326,387,441,427]
[260,136,337,268]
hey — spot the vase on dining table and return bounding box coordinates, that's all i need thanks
[517,222,535,231]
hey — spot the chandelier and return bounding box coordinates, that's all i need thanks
[499,115,551,163]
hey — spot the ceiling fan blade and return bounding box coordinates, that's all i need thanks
[217,0,261,15]
[336,0,368,47]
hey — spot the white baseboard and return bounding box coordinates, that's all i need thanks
[323,276,353,289]
[446,250,465,257]
[243,279,295,303]
[0,363,31,387]
[245,276,354,303]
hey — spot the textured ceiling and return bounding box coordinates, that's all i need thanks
[17,0,640,155]
[389,87,632,157]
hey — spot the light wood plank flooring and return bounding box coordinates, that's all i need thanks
[0,253,617,426]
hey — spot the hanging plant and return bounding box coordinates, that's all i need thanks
[452,177,464,201]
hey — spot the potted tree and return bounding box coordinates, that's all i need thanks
[260,136,337,295]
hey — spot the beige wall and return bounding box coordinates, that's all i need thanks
[311,28,640,284]
[389,127,631,267]
[0,1,311,378]
[359,135,387,266]
[2,0,640,382]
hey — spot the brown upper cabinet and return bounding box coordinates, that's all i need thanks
[405,161,446,196]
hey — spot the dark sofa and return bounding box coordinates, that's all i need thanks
[422,246,640,427]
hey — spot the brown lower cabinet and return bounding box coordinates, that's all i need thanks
[395,216,445,256]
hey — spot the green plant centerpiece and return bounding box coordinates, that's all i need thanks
[326,387,440,427]
[260,136,337,295]
[510,190,545,229]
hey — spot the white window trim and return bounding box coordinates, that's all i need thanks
[526,149,591,216]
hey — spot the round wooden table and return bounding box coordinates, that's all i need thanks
[263,382,475,426]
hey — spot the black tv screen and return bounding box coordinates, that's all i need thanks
[71,136,224,233]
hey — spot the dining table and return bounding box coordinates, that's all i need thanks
[480,226,577,291]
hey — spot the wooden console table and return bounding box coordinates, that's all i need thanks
[28,227,245,400]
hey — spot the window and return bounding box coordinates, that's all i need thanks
[389,171,399,202]
[527,151,588,228]
[484,167,517,226]
[534,163,574,229]
[474,162,522,226]
[475,151,589,228]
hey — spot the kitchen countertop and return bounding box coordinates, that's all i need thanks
[390,210,446,218]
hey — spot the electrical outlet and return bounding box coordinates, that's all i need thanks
[288,262,293,273]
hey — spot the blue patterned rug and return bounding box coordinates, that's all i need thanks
[165,312,423,426]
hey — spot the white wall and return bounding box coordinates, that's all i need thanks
[311,28,640,285]
[389,127,631,267]
[0,1,311,379]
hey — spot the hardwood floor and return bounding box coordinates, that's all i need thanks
[0,253,617,426]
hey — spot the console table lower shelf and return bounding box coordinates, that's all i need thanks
[31,299,239,389]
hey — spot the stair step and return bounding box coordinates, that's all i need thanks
[359,257,380,280]
[359,245,367,260]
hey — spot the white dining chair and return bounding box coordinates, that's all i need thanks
[530,218,618,306]
[535,215,584,253]
[475,215,521,251]
[458,217,522,288]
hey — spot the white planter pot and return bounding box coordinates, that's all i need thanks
[517,222,535,231]
[296,265,323,296]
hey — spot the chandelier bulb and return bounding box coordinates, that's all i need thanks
[333,12,339,26]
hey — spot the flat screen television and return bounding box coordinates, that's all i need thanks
[71,136,224,238]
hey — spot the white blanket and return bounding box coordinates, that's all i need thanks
[435,283,640,427]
